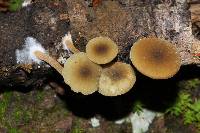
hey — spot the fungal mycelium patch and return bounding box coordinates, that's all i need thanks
[15,37,46,64]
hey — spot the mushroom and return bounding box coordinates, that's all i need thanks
[86,37,118,64]
[62,32,80,53]
[62,52,102,95]
[35,51,102,95]
[130,37,181,79]
[98,62,136,96]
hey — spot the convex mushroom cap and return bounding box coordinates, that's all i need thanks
[99,62,136,96]
[86,37,118,64]
[62,52,102,95]
[130,37,181,79]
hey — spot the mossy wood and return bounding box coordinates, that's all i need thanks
[0,0,199,88]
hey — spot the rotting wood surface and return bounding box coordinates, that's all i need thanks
[0,0,199,89]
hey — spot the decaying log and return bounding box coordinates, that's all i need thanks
[0,0,199,88]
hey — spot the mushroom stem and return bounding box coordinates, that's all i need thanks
[65,40,80,53]
[34,51,63,75]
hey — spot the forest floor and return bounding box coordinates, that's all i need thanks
[0,77,200,133]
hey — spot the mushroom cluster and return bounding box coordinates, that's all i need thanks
[34,35,181,96]
[85,37,136,96]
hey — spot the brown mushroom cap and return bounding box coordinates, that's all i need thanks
[62,52,102,95]
[130,37,181,79]
[98,62,136,96]
[86,37,118,64]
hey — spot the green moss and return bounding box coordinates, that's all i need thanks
[23,111,32,123]
[8,128,22,133]
[179,78,200,90]
[166,92,192,116]
[13,110,22,123]
[184,100,200,125]
[166,91,200,130]
[0,92,12,121]
[197,124,200,132]
[133,100,144,114]
[166,78,200,130]
[72,128,85,133]
[9,0,23,12]
[0,89,72,132]
[36,90,45,102]
[166,78,200,129]
[71,119,85,133]
[0,91,34,132]
[12,107,32,124]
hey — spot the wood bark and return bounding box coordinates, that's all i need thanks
[0,0,199,89]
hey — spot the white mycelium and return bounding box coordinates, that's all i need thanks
[62,32,73,54]
[90,117,100,128]
[130,109,157,133]
[22,0,32,7]
[15,37,46,64]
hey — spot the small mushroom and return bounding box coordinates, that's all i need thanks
[34,51,102,95]
[86,37,118,64]
[130,37,181,79]
[98,62,136,96]
[62,52,102,95]
[62,32,80,53]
